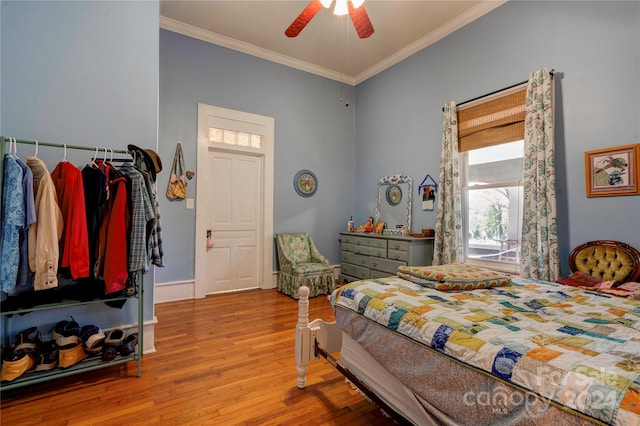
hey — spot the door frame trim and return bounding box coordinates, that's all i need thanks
[195,103,274,298]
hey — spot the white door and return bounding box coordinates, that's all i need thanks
[195,104,274,298]
[206,151,261,293]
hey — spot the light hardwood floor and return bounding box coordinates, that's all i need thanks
[1,289,396,425]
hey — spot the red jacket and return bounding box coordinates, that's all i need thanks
[95,164,129,295]
[51,161,90,280]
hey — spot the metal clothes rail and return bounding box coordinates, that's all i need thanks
[0,136,132,213]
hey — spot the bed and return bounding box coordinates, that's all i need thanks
[295,265,640,425]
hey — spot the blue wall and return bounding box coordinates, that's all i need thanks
[158,30,356,283]
[1,1,159,330]
[354,0,640,275]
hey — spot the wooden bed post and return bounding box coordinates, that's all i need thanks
[295,286,311,388]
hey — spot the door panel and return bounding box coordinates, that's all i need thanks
[206,152,261,294]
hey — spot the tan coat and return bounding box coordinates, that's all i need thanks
[27,157,63,290]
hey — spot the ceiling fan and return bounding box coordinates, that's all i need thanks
[285,0,374,39]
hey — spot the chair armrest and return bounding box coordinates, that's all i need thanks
[309,241,330,265]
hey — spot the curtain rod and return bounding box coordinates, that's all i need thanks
[1,136,130,154]
[442,69,556,111]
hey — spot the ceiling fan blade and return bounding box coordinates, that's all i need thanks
[285,0,324,37]
[348,2,374,39]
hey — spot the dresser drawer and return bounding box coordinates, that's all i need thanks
[341,263,369,280]
[387,240,408,252]
[387,249,408,262]
[343,234,387,249]
[341,252,370,268]
[370,257,406,274]
[352,245,387,258]
[341,242,357,253]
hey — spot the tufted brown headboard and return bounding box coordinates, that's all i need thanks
[569,240,640,283]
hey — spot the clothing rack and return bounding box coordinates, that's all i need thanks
[0,135,144,389]
[441,69,556,111]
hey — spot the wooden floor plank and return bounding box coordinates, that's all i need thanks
[1,289,396,425]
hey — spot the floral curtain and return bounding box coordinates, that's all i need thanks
[433,101,462,265]
[520,68,560,281]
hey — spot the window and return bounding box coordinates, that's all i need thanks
[209,127,263,149]
[458,85,526,272]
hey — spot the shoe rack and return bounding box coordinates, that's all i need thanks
[0,137,144,391]
[0,287,143,391]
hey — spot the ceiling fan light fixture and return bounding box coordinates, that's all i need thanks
[333,0,348,16]
[351,0,365,9]
[319,0,333,8]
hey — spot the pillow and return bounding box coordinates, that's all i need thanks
[556,271,602,288]
[397,263,511,291]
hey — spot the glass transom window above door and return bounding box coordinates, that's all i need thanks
[209,127,263,149]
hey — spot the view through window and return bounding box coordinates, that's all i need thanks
[463,140,523,269]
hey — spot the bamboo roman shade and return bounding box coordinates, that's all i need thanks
[458,87,526,152]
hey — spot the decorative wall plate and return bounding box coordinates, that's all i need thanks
[294,169,317,197]
[386,184,402,206]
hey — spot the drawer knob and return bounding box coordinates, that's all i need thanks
[372,262,377,267]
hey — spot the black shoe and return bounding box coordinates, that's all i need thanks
[80,325,105,356]
[14,326,41,353]
[101,346,118,362]
[35,341,59,371]
[52,318,80,347]
[119,333,138,356]
[104,329,125,347]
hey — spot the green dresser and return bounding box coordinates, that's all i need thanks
[339,232,434,283]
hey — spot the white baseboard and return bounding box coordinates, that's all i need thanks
[155,280,195,304]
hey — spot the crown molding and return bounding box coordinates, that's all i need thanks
[353,0,507,84]
[159,16,357,86]
[160,0,506,87]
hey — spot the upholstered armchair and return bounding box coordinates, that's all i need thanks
[568,240,640,283]
[275,233,335,299]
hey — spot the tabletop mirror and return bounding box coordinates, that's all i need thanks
[376,174,412,232]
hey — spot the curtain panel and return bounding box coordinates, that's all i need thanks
[521,68,560,281]
[433,101,462,265]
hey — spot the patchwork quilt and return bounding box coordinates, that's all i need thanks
[333,275,640,425]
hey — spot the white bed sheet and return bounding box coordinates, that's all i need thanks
[340,332,442,426]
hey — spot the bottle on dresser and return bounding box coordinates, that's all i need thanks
[348,216,355,232]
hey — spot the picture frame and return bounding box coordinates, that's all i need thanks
[585,144,640,197]
[293,169,318,197]
[373,221,386,234]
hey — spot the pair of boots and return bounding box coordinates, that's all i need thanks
[101,329,138,362]
[53,318,106,368]
[1,327,51,382]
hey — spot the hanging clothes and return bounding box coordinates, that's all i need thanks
[82,164,108,279]
[0,154,25,294]
[51,161,90,280]
[26,156,63,291]
[94,162,129,295]
[148,188,164,267]
[14,158,37,293]
[119,165,154,273]
[136,167,164,267]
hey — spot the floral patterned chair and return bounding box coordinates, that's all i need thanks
[275,233,335,299]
